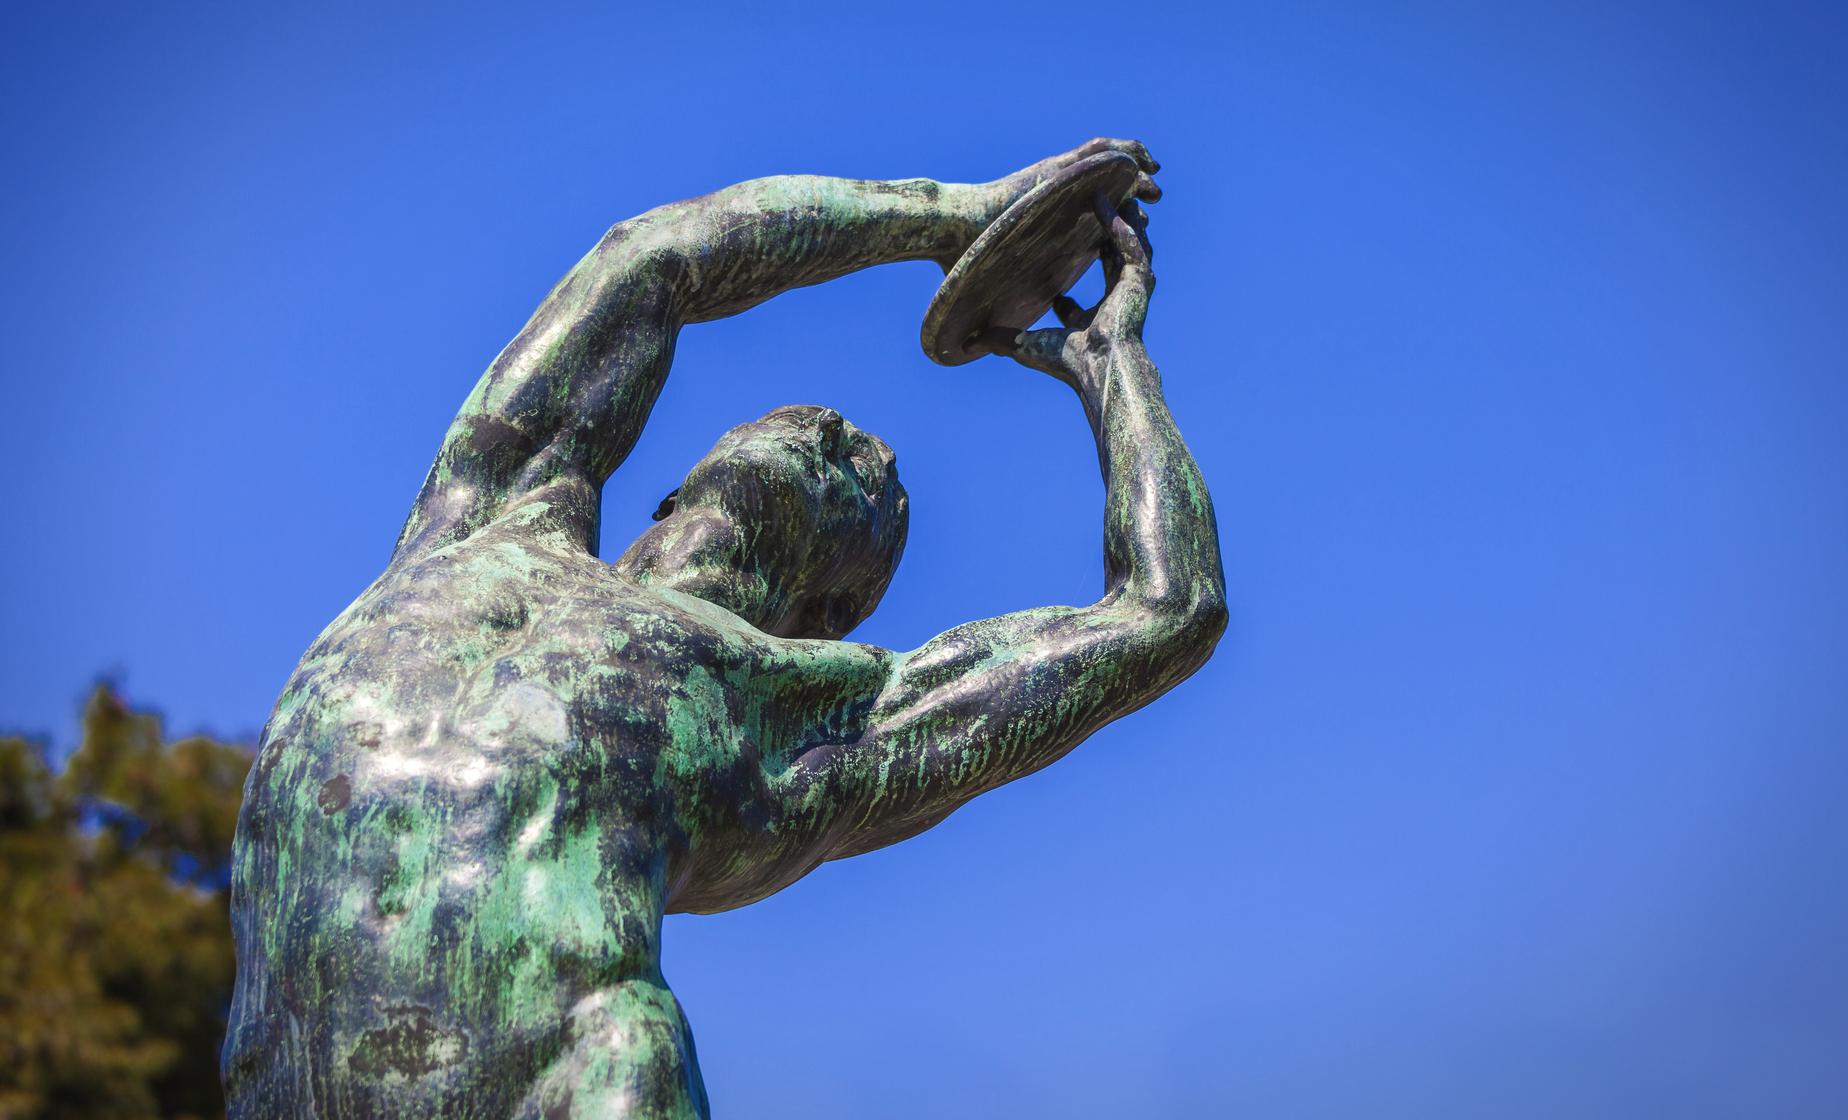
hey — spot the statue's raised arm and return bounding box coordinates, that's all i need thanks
[391,140,1161,560]
[765,200,1226,868]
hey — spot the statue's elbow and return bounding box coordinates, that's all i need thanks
[1132,583,1228,671]
[591,214,693,294]
[1173,588,1228,666]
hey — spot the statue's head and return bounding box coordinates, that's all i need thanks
[613,405,908,640]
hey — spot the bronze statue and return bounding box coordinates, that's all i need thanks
[225,138,1225,1118]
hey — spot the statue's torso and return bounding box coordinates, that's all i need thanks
[225,520,877,1117]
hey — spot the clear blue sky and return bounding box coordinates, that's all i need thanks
[5,2,1846,1115]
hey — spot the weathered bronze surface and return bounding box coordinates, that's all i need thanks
[224,139,1224,1119]
[920,149,1144,365]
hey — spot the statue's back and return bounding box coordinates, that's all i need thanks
[224,533,715,1117]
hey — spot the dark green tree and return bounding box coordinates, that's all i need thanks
[0,687,250,1120]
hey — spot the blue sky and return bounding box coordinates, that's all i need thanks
[4,2,1846,1115]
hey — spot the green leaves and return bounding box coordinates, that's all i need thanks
[0,686,251,1120]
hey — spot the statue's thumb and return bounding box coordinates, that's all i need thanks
[1011,328,1070,376]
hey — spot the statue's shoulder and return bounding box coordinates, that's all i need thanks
[615,584,892,683]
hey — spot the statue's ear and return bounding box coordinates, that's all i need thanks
[651,489,680,522]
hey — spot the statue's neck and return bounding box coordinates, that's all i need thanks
[613,510,782,630]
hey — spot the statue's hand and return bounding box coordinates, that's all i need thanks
[988,138,1162,217]
[925,140,1155,270]
[990,198,1154,403]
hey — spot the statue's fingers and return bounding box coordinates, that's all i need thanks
[1092,193,1127,292]
[1105,204,1151,270]
[1093,190,1121,239]
[1088,203,1153,335]
[1009,327,1075,380]
[971,326,1024,357]
[1134,171,1162,203]
[1052,294,1095,331]
[1090,195,1148,267]
[1119,200,1154,265]
[1106,138,1159,173]
[1122,199,1150,235]
[1081,137,1159,174]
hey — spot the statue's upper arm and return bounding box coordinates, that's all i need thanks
[393,245,683,560]
[778,603,1169,859]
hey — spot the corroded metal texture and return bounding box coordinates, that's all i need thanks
[224,139,1222,1119]
[920,150,1143,365]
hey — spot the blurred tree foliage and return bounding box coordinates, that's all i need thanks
[0,686,250,1120]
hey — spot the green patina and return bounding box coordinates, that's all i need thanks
[224,140,1224,1119]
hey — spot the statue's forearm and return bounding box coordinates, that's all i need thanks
[1089,346,1225,626]
[609,140,1158,327]
[621,174,1000,324]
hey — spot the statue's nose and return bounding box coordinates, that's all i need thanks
[814,409,845,456]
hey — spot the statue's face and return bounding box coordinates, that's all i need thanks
[654,405,908,639]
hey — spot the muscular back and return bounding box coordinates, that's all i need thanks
[225,501,887,1117]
